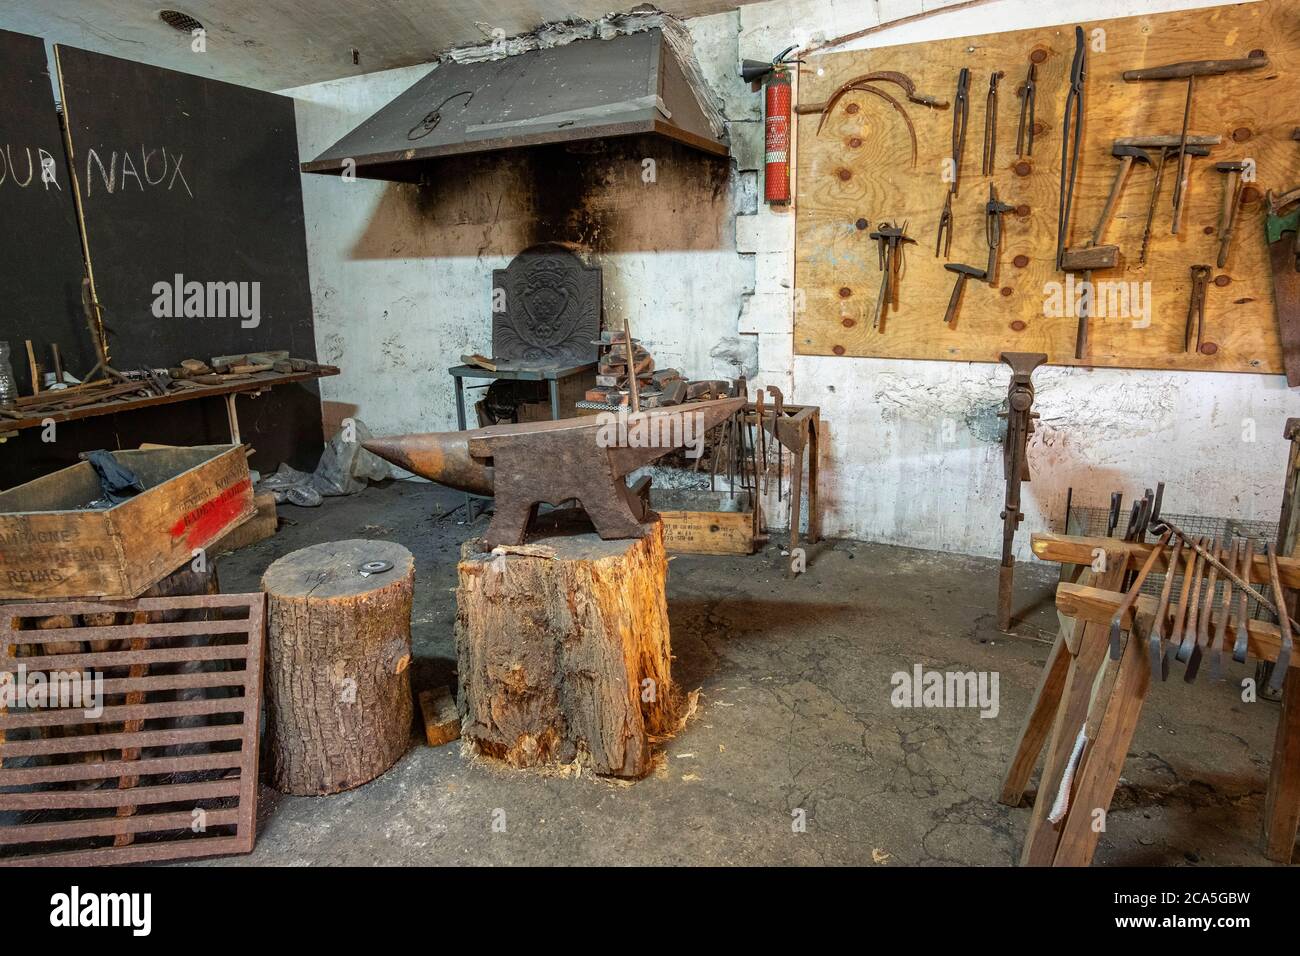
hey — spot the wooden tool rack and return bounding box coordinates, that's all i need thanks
[1001,532,1300,865]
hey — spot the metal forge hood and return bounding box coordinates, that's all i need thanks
[302,28,728,182]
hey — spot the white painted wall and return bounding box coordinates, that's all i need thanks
[284,0,1297,560]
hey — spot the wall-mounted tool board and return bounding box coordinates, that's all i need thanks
[794,0,1297,372]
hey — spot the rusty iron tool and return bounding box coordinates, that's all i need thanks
[1182,537,1222,679]
[1153,519,1300,634]
[942,263,986,326]
[996,351,1047,632]
[1265,187,1300,386]
[984,184,1016,285]
[1122,54,1267,234]
[982,70,1003,175]
[1149,534,1184,681]
[1177,538,1207,666]
[810,69,949,123]
[950,67,970,196]
[1107,491,1123,537]
[1059,143,1155,272]
[767,384,784,501]
[622,316,640,413]
[1267,541,1292,692]
[1016,62,1036,157]
[1109,528,1171,659]
[817,82,920,165]
[364,397,744,548]
[1233,538,1255,663]
[935,192,954,259]
[1214,161,1250,268]
[1210,538,1237,681]
[1185,264,1212,353]
[1089,145,1152,247]
[868,221,916,329]
[1136,144,1211,265]
[1165,535,1200,675]
[754,388,767,495]
[1056,27,1087,270]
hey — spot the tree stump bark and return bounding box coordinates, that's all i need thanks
[261,539,414,795]
[456,513,674,778]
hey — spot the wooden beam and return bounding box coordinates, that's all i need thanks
[1056,582,1295,667]
[1032,532,1300,589]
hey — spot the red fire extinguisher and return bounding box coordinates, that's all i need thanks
[742,46,798,205]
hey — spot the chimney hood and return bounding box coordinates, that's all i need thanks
[301,28,728,182]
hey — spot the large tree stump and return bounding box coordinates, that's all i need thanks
[456,513,674,778]
[261,539,414,795]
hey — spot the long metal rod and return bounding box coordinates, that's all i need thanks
[1156,518,1300,632]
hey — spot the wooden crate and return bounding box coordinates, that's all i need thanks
[660,510,757,555]
[0,445,254,601]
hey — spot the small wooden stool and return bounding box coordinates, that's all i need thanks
[456,512,674,778]
[261,539,414,795]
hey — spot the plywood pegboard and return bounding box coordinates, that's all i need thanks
[793,0,1300,372]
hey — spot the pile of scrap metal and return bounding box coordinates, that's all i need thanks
[578,328,731,412]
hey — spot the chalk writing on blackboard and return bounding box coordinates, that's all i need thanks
[84,146,193,198]
[0,145,63,191]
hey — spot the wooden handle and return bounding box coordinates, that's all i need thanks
[1123,55,1268,81]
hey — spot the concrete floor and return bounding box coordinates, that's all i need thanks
[209,480,1289,866]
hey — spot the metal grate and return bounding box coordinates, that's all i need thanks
[1067,504,1279,617]
[0,593,264,866]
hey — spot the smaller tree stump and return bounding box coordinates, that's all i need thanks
[261,539,414,795]
[456,513,674,778]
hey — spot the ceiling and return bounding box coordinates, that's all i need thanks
[0,0,750,92]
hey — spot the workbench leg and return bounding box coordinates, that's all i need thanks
[549,379,561,422]
[454,375,474,522]
[1020,559,1127,866]
[225,393,241,444]
[1052,628,1151,867]
[807,414,821,544]
[1264,667,1300,863]
[999,628,1071,807]
[788,440,804,554]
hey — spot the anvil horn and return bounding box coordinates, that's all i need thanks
[363,397,746,547]
[362,431,494,496]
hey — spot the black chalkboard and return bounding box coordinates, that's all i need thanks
[54,44,323,473]
[0,30,94,396]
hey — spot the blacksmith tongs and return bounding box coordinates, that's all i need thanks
[1056,27,1087,270]
[1016,62,1037,157]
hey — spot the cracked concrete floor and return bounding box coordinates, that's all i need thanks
[207,480,1290,867]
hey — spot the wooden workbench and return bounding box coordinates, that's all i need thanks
[0,368,338,440]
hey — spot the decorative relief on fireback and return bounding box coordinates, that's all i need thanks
[492,243,600,367]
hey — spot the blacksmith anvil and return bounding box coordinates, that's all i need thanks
[364,398,745,548]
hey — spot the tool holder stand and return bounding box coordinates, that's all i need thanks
[1002,532,1300,865]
